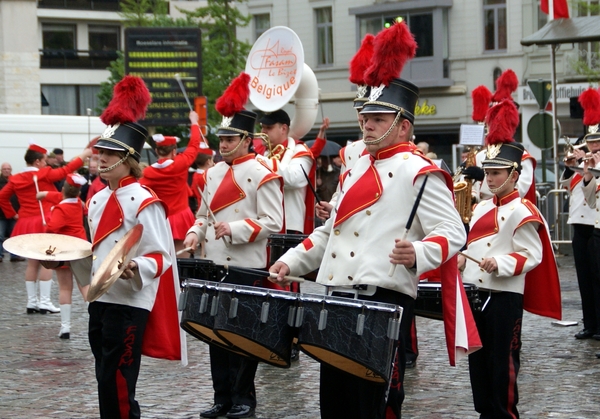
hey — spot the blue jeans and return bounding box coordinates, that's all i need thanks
[0,217,15,258]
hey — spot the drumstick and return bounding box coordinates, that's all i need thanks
[176,247,194,256]
[458,251,481,265]
[224,265,305,283]
[388,173,429,277]
[33,175,47,226]
[300,164,321,202]
[174,73,193,112]
[197,186,230,248]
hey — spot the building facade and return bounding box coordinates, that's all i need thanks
[0,0,598,165]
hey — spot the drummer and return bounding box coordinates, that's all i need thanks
[183,73,284,419]
[270,21,466,419]
[43,76,183,419]
[0,141,91,315]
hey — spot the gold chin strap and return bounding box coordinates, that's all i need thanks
[488,166,516,194]
[362,112,402,145]
[220,134,249,158]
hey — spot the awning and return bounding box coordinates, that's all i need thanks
[521,16,600,46]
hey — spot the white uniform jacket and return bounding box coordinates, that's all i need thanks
[472,149,536,202]
[580,174,600,228]
[463,190,543,294]
[188,154,284,267]
[560,169,595,226]
[329,140,368,207]
[280,142,466,299]
[71,176,173,311]
[257,137,313,233]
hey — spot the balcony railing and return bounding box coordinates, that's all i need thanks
[40,49,119,69]
[38,0,120,11]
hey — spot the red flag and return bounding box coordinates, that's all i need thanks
[440,255,482,365]
[540,0,570,19]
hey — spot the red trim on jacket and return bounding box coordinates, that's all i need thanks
[302,237,314,251]
[145,252,164,278]
[210,168,246,214]
[423,235,450,263]
[245,219,262,242]
[334,163,382,227]
[508,252,528,275]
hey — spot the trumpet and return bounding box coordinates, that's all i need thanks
[563,136,588,163]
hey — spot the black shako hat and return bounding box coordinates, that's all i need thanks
[95,122,148,162]
[360,79,419,123]
[482,141,524,172]
[217,110,258,138]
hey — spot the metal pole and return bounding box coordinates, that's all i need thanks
[550,44,560,242]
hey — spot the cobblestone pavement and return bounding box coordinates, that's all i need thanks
[1,253,600,418]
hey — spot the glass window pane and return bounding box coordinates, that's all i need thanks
[497,8,507,49]
[254,14,270,41]
[79,85,100,116]
[359,17,382,39]
[484,9,496,50]
[484,0,505,4]
[42,24,76,50]
[316,7,332,24]
[41,85,77,115]
[326,26,334,64]
[410,14,433,57]
[89,25,119,51]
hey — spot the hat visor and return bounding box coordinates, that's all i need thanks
[360,104,399,114]
[217,128,253,138]
[482,158,517,169]
[94,139,128,153]
[585,133,600,142]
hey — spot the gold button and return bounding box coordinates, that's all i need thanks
[93,201,96,204]
[89,219,92,223]
[328,274,333,280]
[247,178,251,182]
[334,230,340,235]
[354,232,359,237]
[366,210,371,216]
[235,209,239,213]
[205,239,208,242]
[239,193,243,197]
[487,243,491,247]
[403,154,409,160]
[501,216,505,221]
[226,256,231,261]
[581,215,585,217]
[480,268,484,272]
[375,193,379,198]
[479,278,483,282]
[494,228,498,232]
[131,197,135,201]
[119,218,123,222]
[331,253,336,258]
[388,172,393,178]
[510,206,514,210]
[348,276,353,281]
[584,203,587,206]
[93,255,97,260]
[350,251,355,257]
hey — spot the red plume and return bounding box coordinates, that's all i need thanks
[472,85,493,123]
[579,88,600,126]
[349,34,375,85]
[364,21,417,87]
[491,69,518,102]
[100,75,151,126]
[215,72,251,117]
[485,100,520,145]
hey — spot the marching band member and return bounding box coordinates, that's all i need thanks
[184,73,284,419]
[576,87,600,349]
[0,141,91,314]
[257,108,315,235]
[270,21,470,419]
[45,76,183,419]
[140,111,203,256]
[36,173,89,339]
[459,98,561,419]
[464,70,537,204]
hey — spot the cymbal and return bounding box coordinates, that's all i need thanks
[87,224,144,303]
[3,234,92,261]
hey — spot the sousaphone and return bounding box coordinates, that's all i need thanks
[87,224,144,302]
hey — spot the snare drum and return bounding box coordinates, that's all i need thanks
[296,293,402,384]
[213,283,299,368]
[176,258,225,285]
[415,282,480,320]
[267,233,308,266]
[179,279,238,352]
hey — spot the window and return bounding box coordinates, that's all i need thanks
[253,14,270,41]
[41,85,101,116]
[483,0,507,51]
[576,1,599,69]
[42,23,76,51]
[89,25,119,52]
[360,14,433,57]
[316,7,334,66]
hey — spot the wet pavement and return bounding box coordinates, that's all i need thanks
[1,252,599,419]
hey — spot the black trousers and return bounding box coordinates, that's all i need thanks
[469,291,523,419]
[88,302,150,419]
[209,268,262,407]
[319,289,414,419]
[579,225,600,332]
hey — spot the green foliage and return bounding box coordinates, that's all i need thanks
[96,0,252,147]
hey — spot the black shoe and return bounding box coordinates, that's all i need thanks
[574,329,595,339]
[26,307,40,314]
[290,345,300,362]
[596,352,600,359]
[405,359,417,369]
[226,404,255,418]
[200,403,232,418]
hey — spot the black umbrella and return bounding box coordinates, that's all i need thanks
[305,139,342,157]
